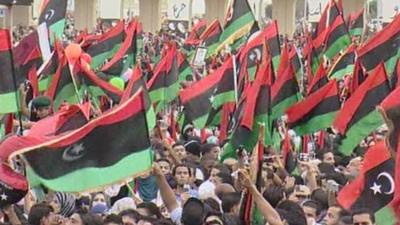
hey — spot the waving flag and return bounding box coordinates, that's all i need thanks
[328,44,356,80]
[39,0,68,42]
[337,142,397,225]
[0,90,154,192]
[348,8,364,37]
[217,0,256,53]
[0,29,19,114]
[358,14,400,74]
[333,63,391,156]
[286,80,340,136]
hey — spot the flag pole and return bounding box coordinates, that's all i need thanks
[8,5,24,135]
[232,54,238,105]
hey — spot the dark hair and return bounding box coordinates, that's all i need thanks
[137,202,163,219]
[119,209,141,222]
[277,200,307,225]
[75,209,103,225]
[28,203,54,225]
[156,158,171,165]
[351,208,375,223]
[201,143,218,155]
[172,142,185,149]
[221,192,241,213]
[339,216,353,225]
[263,186,285,208]
[217,172,234,186]
[204,198,221,212]
[172,164,192,177]
[103,214,123,225]
[311,189,329,210]
[302,200,322,217]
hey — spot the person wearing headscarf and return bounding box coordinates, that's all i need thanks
[50,192,76,217]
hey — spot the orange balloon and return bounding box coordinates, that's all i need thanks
[81,53,92,64]
[65,43,82,62]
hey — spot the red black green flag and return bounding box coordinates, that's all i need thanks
[239,28,266,81]
[337,142,397,225]
[184,19,207,48]
[0,89,155,192]
[265,21,281,74]
[121,65,145,102]
[328,44,355,80]
[307,64,329,95]
[349,59,366,95]
[286,80,340,136]
[177,51,192,82]
[0,29,19,114]
[147,43,179,111]
[179,57,233,129]
[333,63,391,156]
[358,14,400,75]
[271,63,300,120]
[289,44,302,79]
[39,0,68,43]
[314,0,341,39]
[101,20,142,77]
[324,15,351,60]
[216,0,256,53]
[277,43,290,78]
[348,8,364,37]
[200,19,223,54]
[86,20,125,69]
[222,60,274,160]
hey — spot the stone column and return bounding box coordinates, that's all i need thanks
[342,0,366,16]
[139,0,160,33]
[204,0,229,24]
[73,0,97,31]
[272,0,297,36]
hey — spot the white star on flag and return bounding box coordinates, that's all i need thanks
[370,182,382,195]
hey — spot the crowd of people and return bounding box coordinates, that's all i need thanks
[0,7,390,225]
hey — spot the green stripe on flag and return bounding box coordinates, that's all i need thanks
[91,44,122,69]
[54,83,80,111]
[219,12,254,48]
[39,76,53,92]
[350,28,363,37]
[179,66,192,82]
[149,82,180,107]
[248,66,257,81]
[324,35,351,59]
[272,95,299,120]
[339,110,383,156]
[375,207,397,225]
[49,19,66,44]
[212,91,235,109]
[0,92,19,114]
[330,64,355,80]
[272,55,281,74]
[193,113,209,129]
[293,111,337,136]
[26,148,153,192]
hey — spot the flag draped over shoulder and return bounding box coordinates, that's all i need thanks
[39,0,68,42]
[0,29,19,114]
[286,80,340,136]
[337,142,397,225]
[0,89,155,192]
[333,63,391,156]
[358,14,400,74]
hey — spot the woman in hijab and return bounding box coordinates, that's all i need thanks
[50,192,76,217]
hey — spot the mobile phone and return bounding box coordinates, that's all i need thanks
[327,179,339,192]
[298,153,309,162]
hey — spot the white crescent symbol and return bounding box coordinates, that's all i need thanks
[45,9,55,21]
[377,172,395,195]
[254,48,262,60]
[248,31,262,42]
[62,143,86,162]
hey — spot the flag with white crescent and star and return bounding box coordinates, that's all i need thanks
[39,0,68,43]
[0,89,155,192]
[337,141,397,225]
